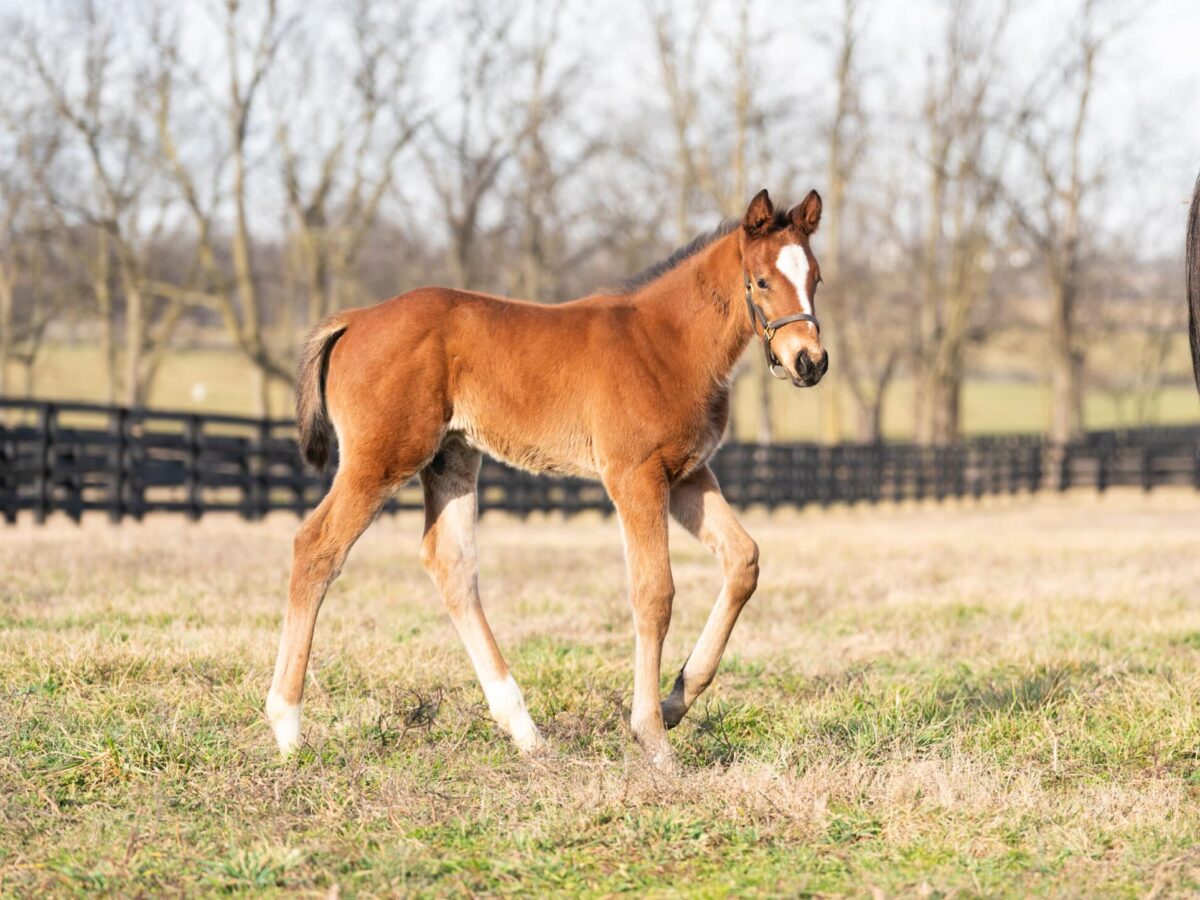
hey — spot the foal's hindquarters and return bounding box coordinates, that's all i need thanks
[266,310,547,755]
[266,430,545,755]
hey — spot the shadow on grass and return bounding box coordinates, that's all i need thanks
[678,660,1102,767]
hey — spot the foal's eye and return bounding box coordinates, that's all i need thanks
[756,278,769,290]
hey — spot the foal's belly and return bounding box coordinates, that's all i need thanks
[446,407,598,479]
[443,370,729,485]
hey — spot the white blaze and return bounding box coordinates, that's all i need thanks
[776,245,813,315]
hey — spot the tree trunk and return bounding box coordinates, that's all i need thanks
[849,361,893,444]
[231,147,270,417]
[1049,277,1084,443]
[923,369,960,446]
[855,395,882,443]
[1048,221,1084,444]
[917,155,945,442]
[119,254,144,407]
[0,270,12,398]
[92,233,119,403]
[253,365,270,419]
[820,0,858,445]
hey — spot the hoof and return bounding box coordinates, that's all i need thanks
[646,744,679,774]
[634,728,678,773]
[661,696,687,730]
[510,718,548,756]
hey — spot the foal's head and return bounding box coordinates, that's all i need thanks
[739,189,827,387]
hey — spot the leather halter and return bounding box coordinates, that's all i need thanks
[743,275,821,380]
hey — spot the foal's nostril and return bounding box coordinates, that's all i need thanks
[795,351,814,377]
[817,350,829,375]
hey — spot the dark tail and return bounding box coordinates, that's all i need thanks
[295,315,350,471]
[1189,170,1200,396]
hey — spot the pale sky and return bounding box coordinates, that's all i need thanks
[4,0,1198,255]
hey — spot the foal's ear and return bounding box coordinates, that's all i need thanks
[790,190,823,236]
[743,189,775,237]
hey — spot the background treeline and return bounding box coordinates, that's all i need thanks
[0,0,1191,444]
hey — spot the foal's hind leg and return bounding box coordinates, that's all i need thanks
[419,438,544,753]
[661,465,759,729]
[267,465,391,754]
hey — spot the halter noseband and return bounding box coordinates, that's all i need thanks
[743,275,821,380]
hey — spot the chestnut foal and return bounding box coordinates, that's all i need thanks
[267,189,827,768]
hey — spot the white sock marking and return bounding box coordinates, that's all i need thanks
[266,689,301,755]
[483,674,543,753]
[776,244,813,315]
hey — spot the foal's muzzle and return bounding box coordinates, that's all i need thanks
[793,349,829,387]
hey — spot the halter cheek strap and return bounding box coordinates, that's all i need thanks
[744,275,821,380]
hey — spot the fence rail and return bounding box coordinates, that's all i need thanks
[1,397,1198,524]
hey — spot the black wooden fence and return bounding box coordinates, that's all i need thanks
[1,397,1198,524]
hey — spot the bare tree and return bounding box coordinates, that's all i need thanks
[507,0,602,302]
[0,93,38,397]
[647,0,777,441]
[152,0,294,415]
[0,168,58,399]
[422,0,521,293]
[276,0,423,328]
[914,0,1012,445]
[818,0,871,442]
[18,0,189,405]
[1008,0,1124,442]
[1092,252,1181,426]
[836,188,917,442]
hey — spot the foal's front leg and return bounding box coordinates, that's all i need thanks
[661,465,759,729]
[607,465,675,768]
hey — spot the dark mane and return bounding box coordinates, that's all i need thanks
[614,208,793,293]
[614,218,738,293]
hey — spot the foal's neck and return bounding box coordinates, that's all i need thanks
[655,230,754,385]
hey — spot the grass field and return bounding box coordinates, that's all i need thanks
[3,491,1200,895]
[9,342,1199,441]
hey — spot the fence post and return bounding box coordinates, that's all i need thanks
[254,418,271,520]
[34,403,54,524]
[108,408,126,523]
[129,411,146,521]
[0,419,13,524]
[1056,445,1071,492]
[891,446,905,503]
[185,414,203,521]
[64,435,82,523]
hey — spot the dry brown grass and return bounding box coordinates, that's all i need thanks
[3,489,1200,895]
